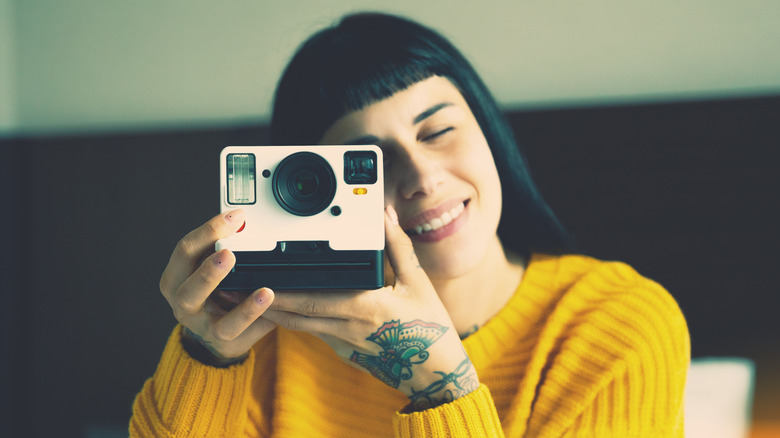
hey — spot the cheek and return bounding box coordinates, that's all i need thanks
[460,139,502,194]
[460,143,503,221]
[382,169,399,205]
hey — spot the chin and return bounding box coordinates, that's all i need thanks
[416,238,490,282]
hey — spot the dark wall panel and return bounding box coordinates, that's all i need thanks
[508,96,779,355]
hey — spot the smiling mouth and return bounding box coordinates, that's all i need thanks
[405,201,468,236]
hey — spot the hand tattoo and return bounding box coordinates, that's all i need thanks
[350,320,448,388]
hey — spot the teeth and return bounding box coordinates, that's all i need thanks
[451,202,465,216]
[408,202,466,235]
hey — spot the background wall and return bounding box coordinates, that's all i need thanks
[3,0,780,136]
[2,1,780,438]
[0,0,17,133]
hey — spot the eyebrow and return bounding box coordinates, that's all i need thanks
[413,102,453,125]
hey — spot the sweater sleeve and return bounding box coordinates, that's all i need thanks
[129,325,258,438]
[392,384,505,437]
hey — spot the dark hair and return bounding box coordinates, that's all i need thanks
[271,12,576,257]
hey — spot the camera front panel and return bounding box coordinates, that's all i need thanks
[217,145,384,253]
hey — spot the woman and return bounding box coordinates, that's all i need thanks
[131,13,689,437]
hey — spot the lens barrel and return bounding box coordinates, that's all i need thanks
[273,152,336,216]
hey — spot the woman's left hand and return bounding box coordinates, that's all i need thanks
[263,205,479,410]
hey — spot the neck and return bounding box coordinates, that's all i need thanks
[430,236,526,338]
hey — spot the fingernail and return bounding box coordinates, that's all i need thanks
[256,287,273,305]
[213,250,229,267]
[386,205,399,225]
[225,209,245,223]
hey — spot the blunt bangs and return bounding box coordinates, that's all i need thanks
[271,14,461,145]
[332,57,435,123]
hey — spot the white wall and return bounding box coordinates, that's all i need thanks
[6,0,780,136]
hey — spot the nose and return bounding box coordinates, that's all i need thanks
[394,147,445,200]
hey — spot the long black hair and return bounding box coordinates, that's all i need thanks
[271,12,576,258]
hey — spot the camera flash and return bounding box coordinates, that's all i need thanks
[353,188,368,195]
[227,153,256,204]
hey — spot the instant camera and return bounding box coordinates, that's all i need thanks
[215,145,384,291]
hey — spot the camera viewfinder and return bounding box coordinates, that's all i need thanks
[344,151,377,185]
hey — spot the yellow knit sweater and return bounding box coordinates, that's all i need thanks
[131,254,690,437]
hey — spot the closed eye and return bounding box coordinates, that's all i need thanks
[421,127,454,142]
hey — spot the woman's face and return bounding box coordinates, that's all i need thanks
[320,76,503,281]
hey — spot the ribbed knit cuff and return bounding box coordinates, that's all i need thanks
[393,385,504,437]
[148,325,255,436]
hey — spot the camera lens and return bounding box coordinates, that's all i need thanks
[273,152,336,216]
[291,170,318,197]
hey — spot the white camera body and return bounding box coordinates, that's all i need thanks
[215,145,384,291]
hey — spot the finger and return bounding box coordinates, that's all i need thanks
[383,253,395,287]
[160,210,245,300]
[172,249,236,318]
[262,308,344,337]
[210,287,275,342]
[268,290,358,318]
[384,205,423,285]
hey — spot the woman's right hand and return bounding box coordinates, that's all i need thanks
[159,210,276,366]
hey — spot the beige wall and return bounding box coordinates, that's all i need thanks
[5,0,780,136]
[0,0,16,135]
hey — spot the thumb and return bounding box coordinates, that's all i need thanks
[384,205,423,286]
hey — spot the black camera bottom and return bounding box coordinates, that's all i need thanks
[218,241,384,291]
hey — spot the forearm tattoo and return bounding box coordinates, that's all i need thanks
[460,324,480,339]
[408,356,478,411]
[350,319,478,411]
